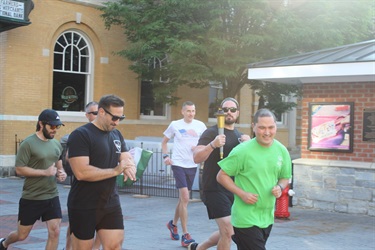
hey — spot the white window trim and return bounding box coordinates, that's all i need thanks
[53,29,95,118]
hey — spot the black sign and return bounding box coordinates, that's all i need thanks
[363,108,375,142]
[0,0,34,32]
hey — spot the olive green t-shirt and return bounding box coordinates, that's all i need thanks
[15,134,62,200]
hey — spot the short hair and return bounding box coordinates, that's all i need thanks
[253,108,276,123]
[182,101,195,108]
[221,97,239,110]
[98,95,125,110]
[85,101,98,112]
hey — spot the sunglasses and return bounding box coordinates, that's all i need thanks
[102,107,125,122]
[46,123,61,130]
[222,107,238,113]
[87,111,98,115]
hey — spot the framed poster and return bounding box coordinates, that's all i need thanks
[308,102,354,152]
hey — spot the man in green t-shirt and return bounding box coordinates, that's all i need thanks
[0,109,67,250]
[217,108,292,250]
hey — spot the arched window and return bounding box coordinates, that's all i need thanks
[52,30,92,111]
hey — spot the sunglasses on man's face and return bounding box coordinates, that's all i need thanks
[87,111,98,115]
[102,107,126,122]
[222,107,238,113]
[46,123,61,130]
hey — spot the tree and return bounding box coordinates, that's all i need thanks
[100,0,374,112]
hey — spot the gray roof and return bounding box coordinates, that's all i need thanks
[247,40,375,84]
[248,40,375,68]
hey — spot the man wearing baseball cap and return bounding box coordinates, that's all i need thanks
[0,109,67,250]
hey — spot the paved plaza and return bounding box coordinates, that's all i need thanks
[0,177,374,250]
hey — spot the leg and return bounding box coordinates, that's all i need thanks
[65,226,72,250]
[1,222,33,248]
[92,232,102,250]
[93,205,124,250]
[97,229,124,250]
[176,187,190,234]
[215,216,234,250]
[68,208,97,250]
[195,230,220,250]
[196,192,234,250]
[71,233,94,250]
[45,218,61,250]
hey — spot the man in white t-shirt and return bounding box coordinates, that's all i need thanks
[162,101,207,247]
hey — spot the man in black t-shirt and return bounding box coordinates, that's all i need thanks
[190,98,250,250]
[67,94,136,250]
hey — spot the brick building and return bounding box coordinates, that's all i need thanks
[0,0,298,175]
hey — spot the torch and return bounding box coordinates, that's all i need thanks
[215,108,227,159]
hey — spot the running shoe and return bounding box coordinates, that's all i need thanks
[0,238,7,250]
[188,242,198,250]
[166,220,179,240]
[181,233,195,247]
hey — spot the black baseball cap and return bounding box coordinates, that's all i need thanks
[38,109,65,126]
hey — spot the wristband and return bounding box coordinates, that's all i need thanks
[277,184,284,191]
[209,142,216,149]
[163,154,169,159]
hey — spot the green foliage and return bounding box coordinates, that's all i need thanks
[100,0,374,110]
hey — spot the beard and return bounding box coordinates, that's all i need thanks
[225,116,236,125]
[42,126,54,139]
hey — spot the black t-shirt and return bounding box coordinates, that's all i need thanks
[197,125,242,193]
[67,123,127,209]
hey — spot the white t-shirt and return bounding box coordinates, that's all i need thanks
[163,119,207,168]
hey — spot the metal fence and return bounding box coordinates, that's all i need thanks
[117,145,180,198]
[15,134,23,154]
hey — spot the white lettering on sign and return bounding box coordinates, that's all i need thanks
[0,0,25,20]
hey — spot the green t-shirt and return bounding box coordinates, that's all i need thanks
[15,134,62,200]
[218,138,292,228]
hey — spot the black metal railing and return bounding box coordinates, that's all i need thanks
[117,145,181,198]
[15,134,23,154]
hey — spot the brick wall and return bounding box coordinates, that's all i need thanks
[292,82,375,216]
[301,82,375,162]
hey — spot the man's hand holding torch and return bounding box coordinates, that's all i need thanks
[215,109,227,159]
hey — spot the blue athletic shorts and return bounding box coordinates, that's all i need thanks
[171,165,197,190]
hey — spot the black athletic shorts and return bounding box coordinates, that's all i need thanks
[18,196,62,226]
[202,191,233,219]
[232,225,273,250]
[68,205,124,240]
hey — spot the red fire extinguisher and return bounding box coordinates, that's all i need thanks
[275,185,295,219]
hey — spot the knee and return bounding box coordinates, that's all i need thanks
[48,226,61,239]
[17,233,29,241]
[180,195,190,205]
[222,224,234,238]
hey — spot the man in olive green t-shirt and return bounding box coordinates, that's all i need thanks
[0,109,67,250]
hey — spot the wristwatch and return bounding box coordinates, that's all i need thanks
[163,154,169,159]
